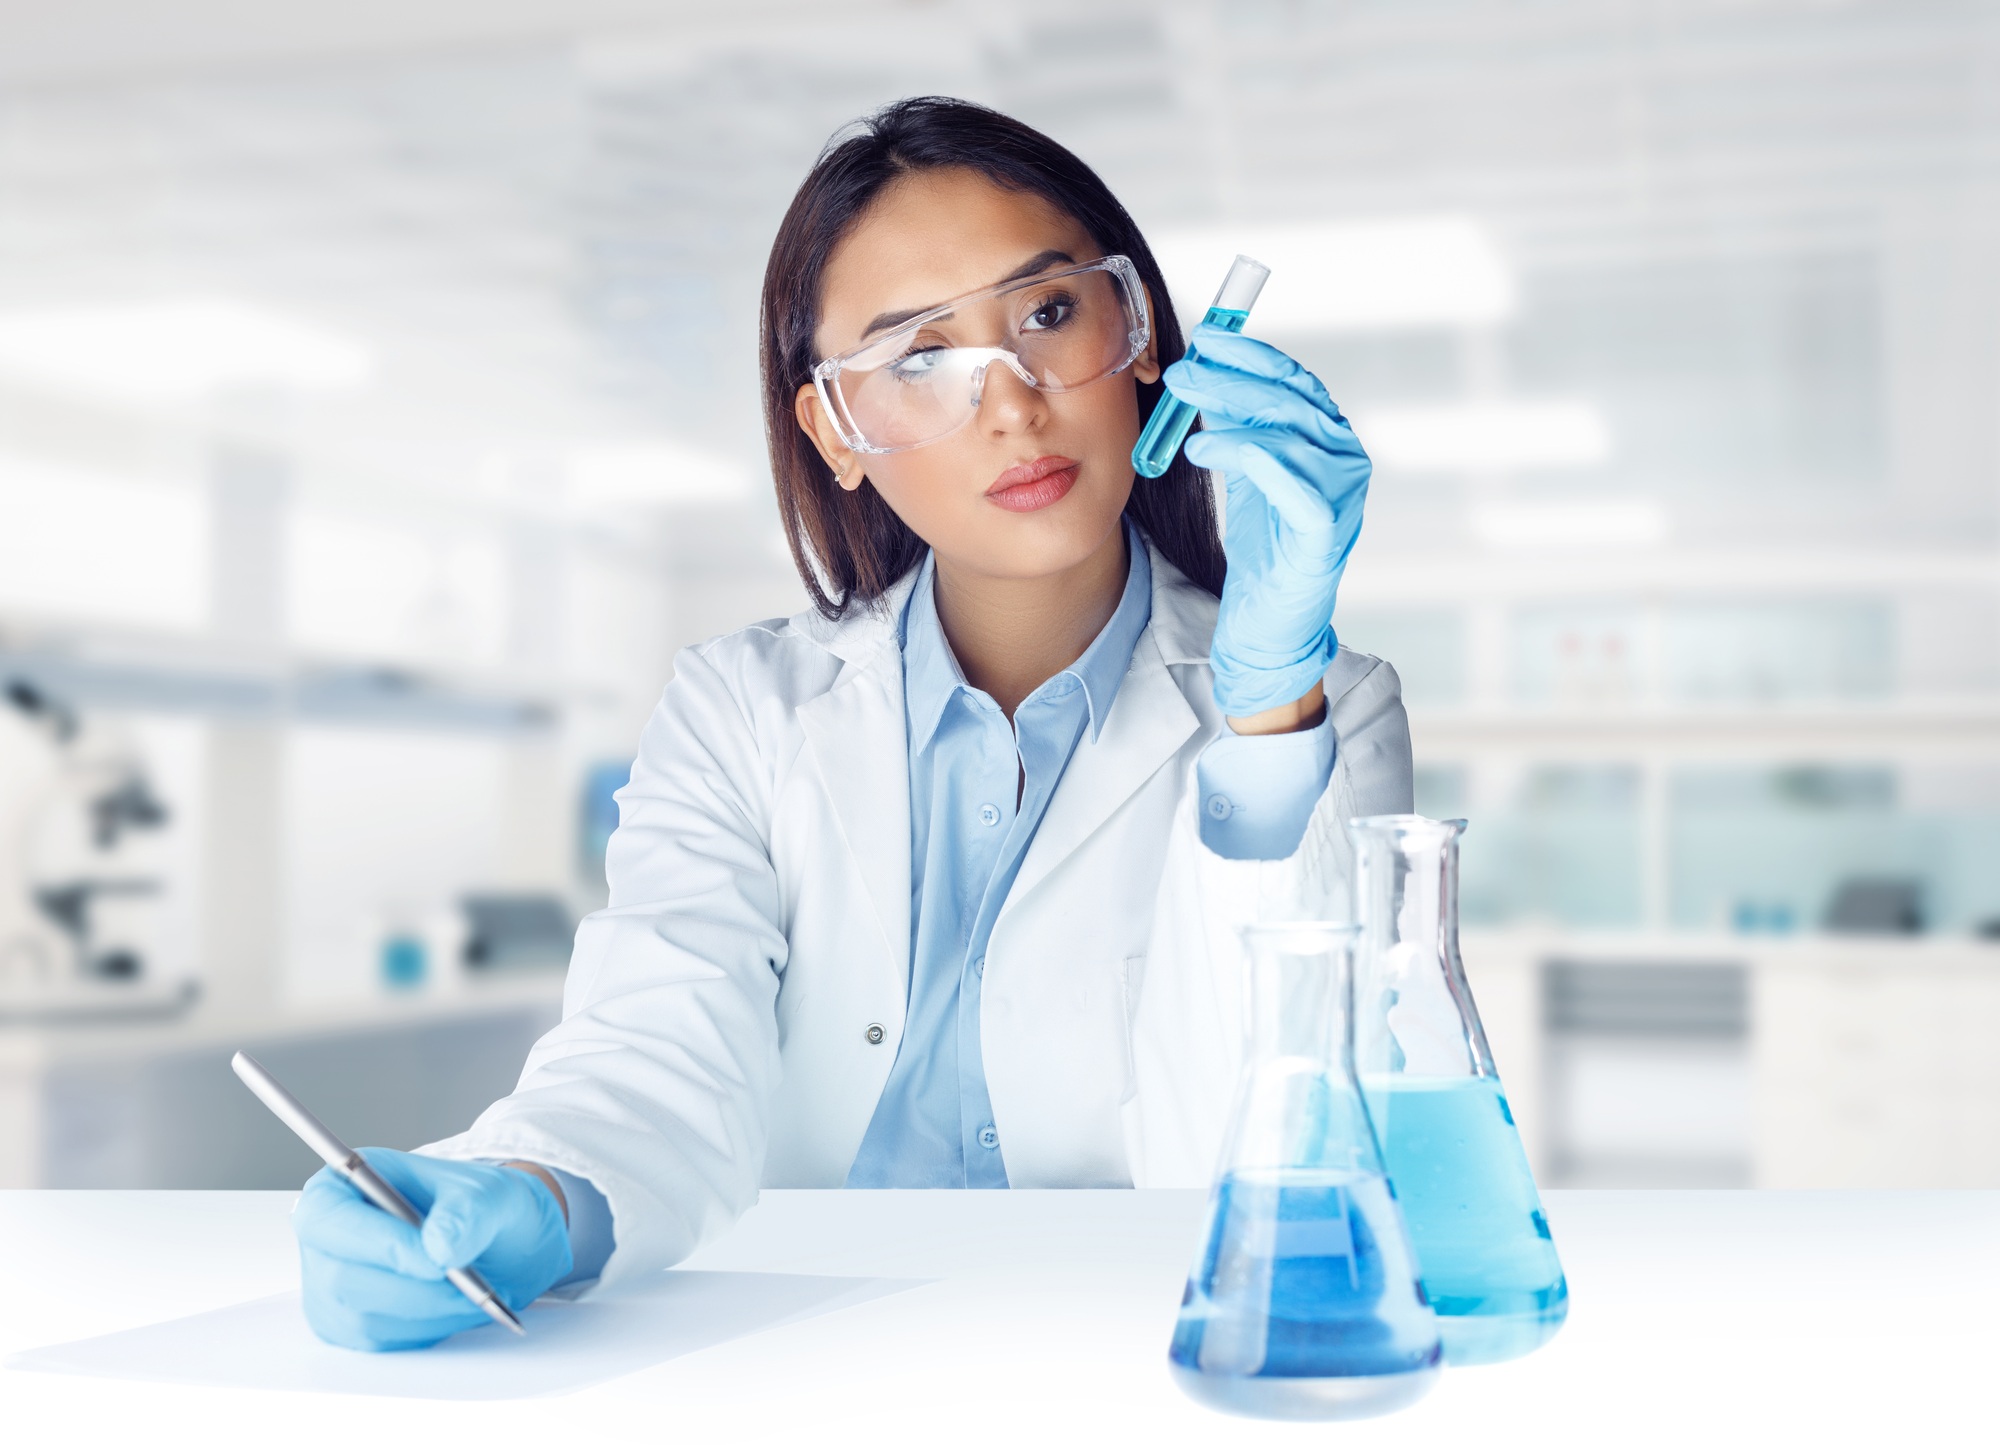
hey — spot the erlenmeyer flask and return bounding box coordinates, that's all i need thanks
[1169,922,1441,1421]
[1350,815,1569,1365]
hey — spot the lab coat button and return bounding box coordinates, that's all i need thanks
[865,1023,885,1045]
[1205,794,1233,820]
[977,1125,999,1150]
[978,803,1001,827]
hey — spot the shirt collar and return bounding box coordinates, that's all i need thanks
[902,518,1154,753]
[900,551,965,756]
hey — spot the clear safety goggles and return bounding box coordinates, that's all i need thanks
[811,254,1150,455]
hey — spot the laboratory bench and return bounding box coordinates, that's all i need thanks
[1,1187,1993,1442]
[0,973,564,1188]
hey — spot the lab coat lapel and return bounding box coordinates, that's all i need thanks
[796,602,913,986]
[1008,625,1200,905]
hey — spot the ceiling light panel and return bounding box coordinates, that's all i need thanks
[0,297,372,405]
[1149,216,1517,334]
[1356,399,1612,472]
[1472,499,1669,550]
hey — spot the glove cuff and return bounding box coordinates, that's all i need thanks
[1210,628,1336,717]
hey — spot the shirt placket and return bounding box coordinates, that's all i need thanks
[955,692,1018,1185]
[960,679,1089,1186]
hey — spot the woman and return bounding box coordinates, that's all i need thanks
[294,96,1410,1350]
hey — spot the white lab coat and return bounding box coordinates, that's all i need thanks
[427,539,1412,1288]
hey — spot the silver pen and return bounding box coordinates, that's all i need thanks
[231,1050,527,1337]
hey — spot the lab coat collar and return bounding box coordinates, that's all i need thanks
[796,632,913,989]
[1140,535,1218,669]
[793,528,1217,978]
[794,569,916,664]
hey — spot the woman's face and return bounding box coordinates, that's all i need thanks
[796,168,1159,584]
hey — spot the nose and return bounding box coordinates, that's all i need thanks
[971,352,1047,435]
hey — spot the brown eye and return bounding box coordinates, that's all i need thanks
[1022,292,1079,332]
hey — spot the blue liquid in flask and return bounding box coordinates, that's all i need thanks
[1370,1076,1569,1364]
[1170,1168,1442,1421]
[1132,305,1249,478]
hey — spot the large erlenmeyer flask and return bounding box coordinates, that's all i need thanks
[1350,815,1569,1365]
[1169,922,1441,1421]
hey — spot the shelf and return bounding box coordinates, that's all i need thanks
[1462,925,2000,968]
[0,611,591,733]
[1409,700,2000,755]
[1343,546,2000,605]
[0,969,567,1060]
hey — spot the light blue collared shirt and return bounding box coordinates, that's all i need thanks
[845,528,1156,1187]
[846,524,1336,1188]
[553,525,1338,1258]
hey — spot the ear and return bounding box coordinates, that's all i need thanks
[795,383,867,492]
[1132,286,1163,385]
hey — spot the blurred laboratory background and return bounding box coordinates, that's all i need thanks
[1,0,1995,1191]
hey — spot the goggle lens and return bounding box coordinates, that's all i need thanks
[817,258,1146,454]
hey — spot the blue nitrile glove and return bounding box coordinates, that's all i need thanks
[292,1149,572,1352]
[1164,325,1371,717]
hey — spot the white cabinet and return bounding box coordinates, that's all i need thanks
[1467,930,2000,1188]
[1756,953,2000,1186]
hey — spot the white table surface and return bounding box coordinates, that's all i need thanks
[2,1188,1995,1443]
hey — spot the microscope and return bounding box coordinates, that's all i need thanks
[2,679,179,1009]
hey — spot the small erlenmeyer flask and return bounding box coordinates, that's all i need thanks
[1350,815,1569,1365]
[1169,922,1441,1421]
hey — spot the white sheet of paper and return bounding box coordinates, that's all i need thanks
[7,1269,925,1401]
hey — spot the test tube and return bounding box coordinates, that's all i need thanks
[1131,253,1271,479]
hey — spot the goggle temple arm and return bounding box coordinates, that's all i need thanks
[811,366,884,456]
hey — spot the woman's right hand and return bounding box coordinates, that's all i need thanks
[293,1149,572,1351]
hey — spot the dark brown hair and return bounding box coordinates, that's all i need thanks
[760,96,1225,618]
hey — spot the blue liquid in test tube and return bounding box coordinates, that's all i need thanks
[1132,253,1271,479]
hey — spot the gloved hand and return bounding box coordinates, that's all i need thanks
[1164,325,1371,718]
[293,1149,572,1351]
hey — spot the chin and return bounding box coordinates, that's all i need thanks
[968,491,1129,581]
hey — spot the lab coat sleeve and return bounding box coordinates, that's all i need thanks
[1124,651,1412,1187]
[421,641,788,1290]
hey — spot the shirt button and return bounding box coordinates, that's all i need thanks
[1206,794,1233,820]
[865,1023,885,1045]
[978,803,1001,827]
[973,955,985,977]
[977,1125,999,1150]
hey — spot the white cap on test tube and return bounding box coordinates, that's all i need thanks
[1212,254,1272,314]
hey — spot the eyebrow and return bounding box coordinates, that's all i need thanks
[859,249,1078,339]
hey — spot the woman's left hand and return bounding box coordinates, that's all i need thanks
[1164,324,1371,720]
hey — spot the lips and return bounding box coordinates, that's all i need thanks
[987,455,1080,513]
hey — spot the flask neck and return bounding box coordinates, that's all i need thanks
[1244,935,1356,1073]
[1350,816,1495,1080]
[1354,823,1452,971]
[1228,924,1386,1180]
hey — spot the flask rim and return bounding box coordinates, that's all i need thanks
[1237,920,1360,951]
[1347,812,1467,841]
